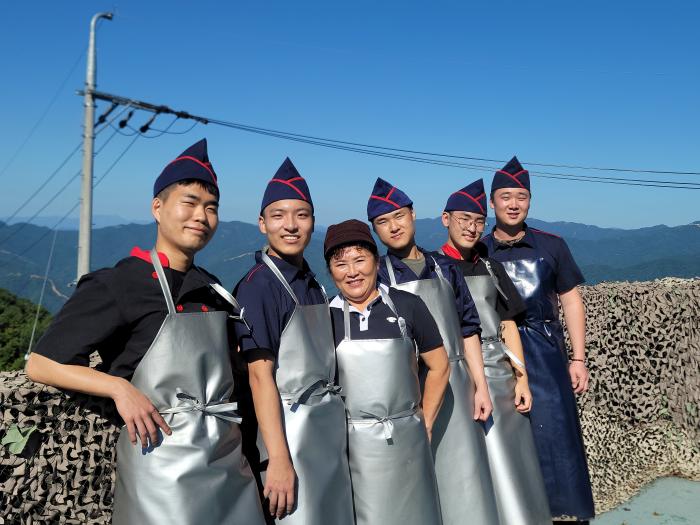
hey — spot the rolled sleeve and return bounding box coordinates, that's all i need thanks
[233,277,284,357]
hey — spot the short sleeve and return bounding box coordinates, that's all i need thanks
[399,292,443,353]
[32,272,124,366]
[554,239,585,293]
[233,273,285,357]
[447,264,482,337]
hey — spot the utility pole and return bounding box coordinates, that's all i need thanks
[77,12,113,280]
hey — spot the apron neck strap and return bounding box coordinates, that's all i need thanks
[150,248,176,315]
[261,250,300,305]
[210,282,242,310]
[384,255,398,286]
[482,259,508,301]
[379,287,408,339]
[342,299,352,341]
[430,255,447,282]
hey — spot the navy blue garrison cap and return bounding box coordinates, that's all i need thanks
[444,178,487,215]
[367,177,413,221]
[490,156,531,194]
[153,139,218,197]
[260,157,313,214]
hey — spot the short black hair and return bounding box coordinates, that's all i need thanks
[325,241,379,268]
[156,178,220,202]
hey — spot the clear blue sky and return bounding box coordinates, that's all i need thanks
[1,1,698,229]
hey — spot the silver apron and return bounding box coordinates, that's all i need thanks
[336,289,442,525]
[384,256,499,525]
[113,250,265,525]
[465,265,551,525]
[259,252,354,525]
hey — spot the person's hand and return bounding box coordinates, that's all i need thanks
[264,457,297,519]
[112,378,171,447]
[569,360,590,394]
[473,385,493,422]
[514,377,533,413]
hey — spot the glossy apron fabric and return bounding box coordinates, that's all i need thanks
[384,256,499,525]
[258,252,354,525]
[336,289,442,525]
[113,250,265,525]
[464,263,551,525]
[500,256,595,520]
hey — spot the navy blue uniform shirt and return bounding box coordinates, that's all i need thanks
[329,285,443,352]
[33,248,234,378]
[481,224,585,294]
[234,250,326,359]
[376,248,481,337]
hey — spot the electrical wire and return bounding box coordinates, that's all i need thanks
[0,50,86,179]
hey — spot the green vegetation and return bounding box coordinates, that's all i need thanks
[0,288,51,371]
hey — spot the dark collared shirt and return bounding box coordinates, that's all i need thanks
[32,247,232,378]
[376,248,481,337]
[234,251,327,357]
[442,242,526,321]
[329,285,443,352]
[481,223,585,294]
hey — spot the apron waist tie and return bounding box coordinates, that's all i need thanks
[448,354,466,363]
[281,379,342,411]
[348,407,418,441]
[482,337,526,369]
[160,392,242,423]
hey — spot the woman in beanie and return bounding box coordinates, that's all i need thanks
[324,219,449,525]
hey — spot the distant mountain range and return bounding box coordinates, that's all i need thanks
[1,218,698,313]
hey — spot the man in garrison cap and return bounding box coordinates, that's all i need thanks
[26,139,266,525]
[481,156,595,524]
[233,158,354,525]
[368,177,501,525]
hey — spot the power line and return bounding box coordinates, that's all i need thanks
[1,104,131,236]
[0,132,143,269]
[0,50,86,179]
[84,89,699,178]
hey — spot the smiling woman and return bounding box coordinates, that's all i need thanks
[324,219,449,525]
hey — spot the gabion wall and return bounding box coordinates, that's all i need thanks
[1,278,699,523]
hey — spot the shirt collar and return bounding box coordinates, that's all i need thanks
[255,249,315,283]
[490,223,535,250]
[330,283,389,310]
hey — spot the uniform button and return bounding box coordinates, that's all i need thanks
[201,305,209,312]
[176,304,184,312]
[151,272,158,279]
[360,316,365,321]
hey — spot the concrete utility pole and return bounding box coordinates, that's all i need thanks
[77,12,113,280]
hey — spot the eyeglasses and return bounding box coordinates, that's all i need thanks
[450,213,487,230]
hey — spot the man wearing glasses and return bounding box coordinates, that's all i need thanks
[441,178,551,525]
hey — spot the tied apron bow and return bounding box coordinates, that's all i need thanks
[160,391,242,423]
[350,407,418,441]
[283,379,343,411]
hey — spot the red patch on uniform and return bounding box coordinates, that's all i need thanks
[176,304,184,312]
[201,305,209,312]
[130,247,170,267]
[441,243,463,260]
[151,271,158,279]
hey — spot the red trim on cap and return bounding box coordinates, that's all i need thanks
[270,178,308,200]
[441,243,463,260]
[496,169,528,190]
[246,263,265,282]
[530,228,561,238]
[369,195,401,209]
[454,191,486,215]
[130,246,170,268]
[386,187,396,199]
[167,156,218,184]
